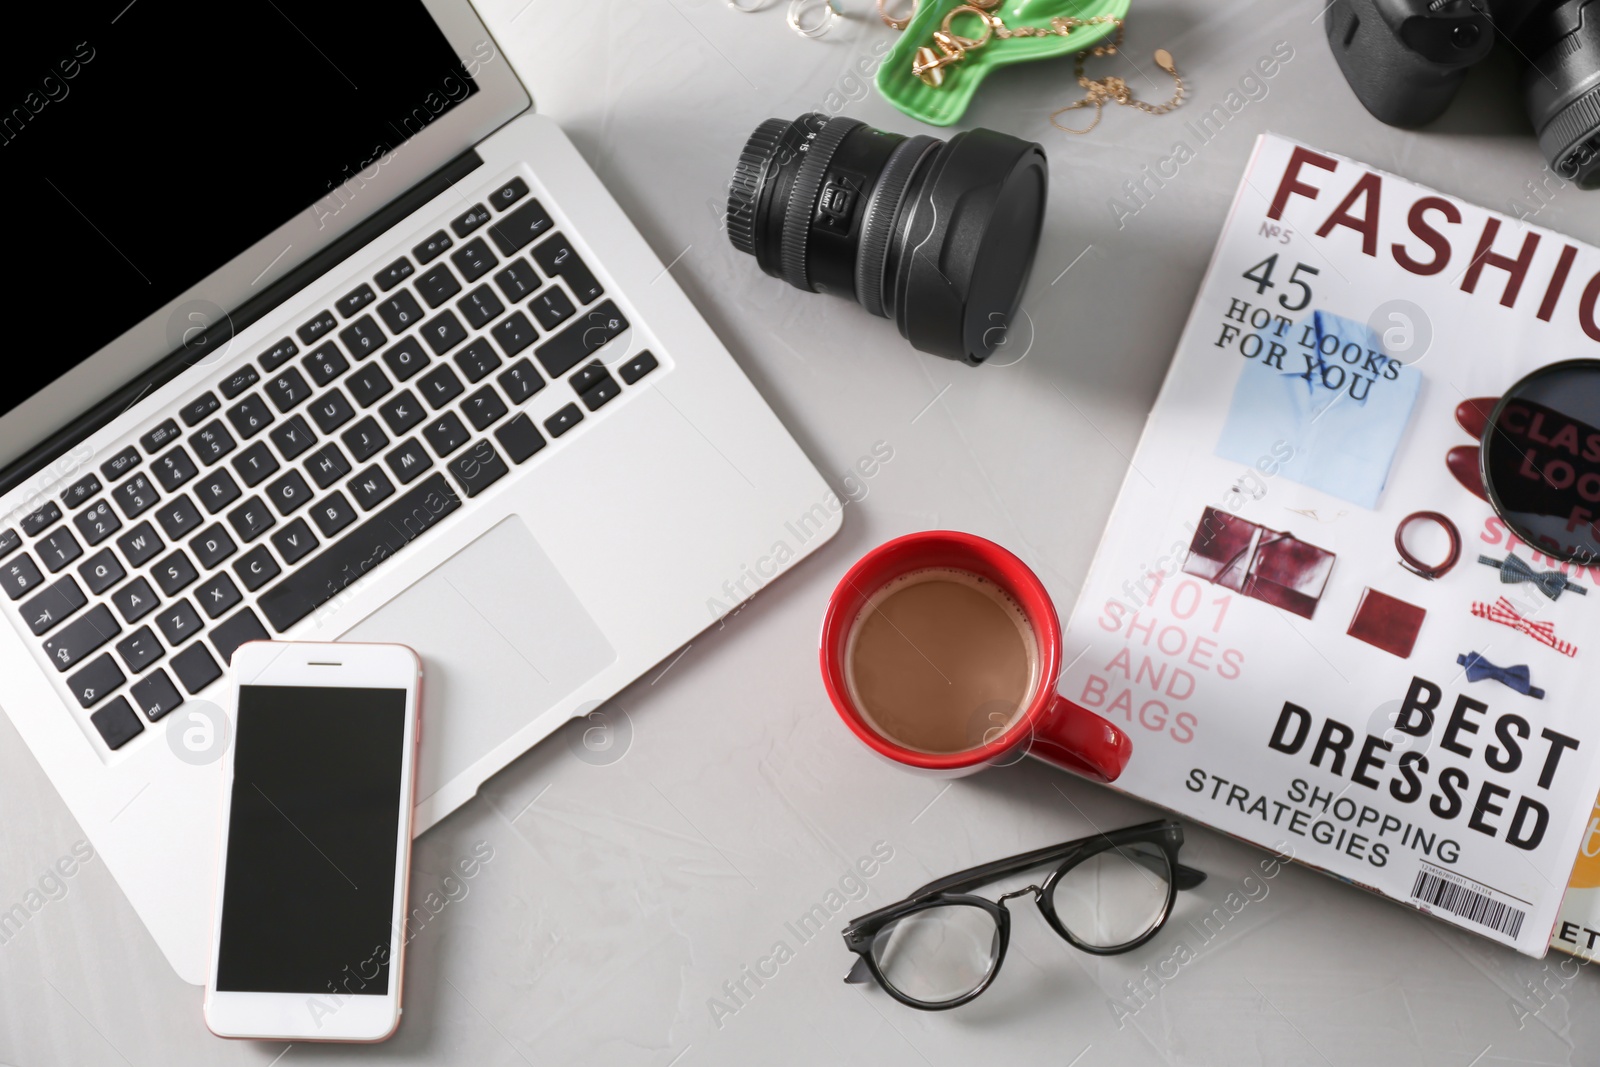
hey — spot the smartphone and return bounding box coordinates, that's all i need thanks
[203,641,422,1042]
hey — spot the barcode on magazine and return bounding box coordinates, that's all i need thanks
[1410,867,1525,940]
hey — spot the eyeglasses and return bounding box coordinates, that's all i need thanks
[841,820,1206,1010]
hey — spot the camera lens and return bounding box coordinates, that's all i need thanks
[1513,2,1600,188]
[726,113,1048,364]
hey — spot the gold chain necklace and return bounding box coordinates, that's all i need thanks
[895,2,1184,134]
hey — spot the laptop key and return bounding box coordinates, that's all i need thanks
[61,474,101,510]
[348,363,395,408]
[190,421,237,465]
[493,259,540,303]
[153,550,199,596]
[110,577,159,624]
[422,413,470,457]
[336,283,376,318]
[112,474,159,519]
[264,367,313,412]
[43,605,120,672]
[491,311,537,357]
[131,669,182,721]
[305,442,351,489]
[580,375,621,412]
[311,388,356,433]
[489,199,554,256]
[78,549,125,596]
[375,257,414,292]
[453,340,501,384]
[266,470,312,515]
[451,204,491,237]
[570,361,610,395]
[536,301,628,379]
[100,446,142,482]
[21,501,62,536]
[451,237,498,283]
[269,414,318,461]
[385,437,435,481]
[233,546,280,591]
[494,414,546,464]
[211,608,268,665]
[533,233,604,304]
[416,264,461,308]
[181,392,221,427]
[260,338,298,372]
[349,466,395,510]
[257,473,462,632]
[156,599,203,646]
[418,364,465,408]
[195,469,241,514]
[116,521,164,567]
[270,518,319,565]
[227,499,276,543]
[195,573,242,619]
[68,653,124,708]
[337,316,384,361]
[90,696,143,750]
[39,528,83,572]
[3,554,43,599]
[297,310,338,347]
[311,492,357,537]
[219,364,260,400]
[383,336,430,381]
[421,310,467,355]
[171,642,222,694]
[226,394,275,439]
[379,391,425,435]
[497,359,545,404]
[0,528,19,561]
[304,342,349,387]
[140,419,183,454]
[341,416,389,462]
[545,404,584,439]
[231,442,279,487]
[115,627,164,675]
[151,445,199,492]
[463,385,509,430]
[155,497,201,541]
[414,230,452,264]
[190,524,237,569]
[490,176,529,210]
[458,285,504,330]
[377,290,424,334]
[448,440,509,499]
[530,286,576,331]
[22,575,86,635]
[73,501,121,546]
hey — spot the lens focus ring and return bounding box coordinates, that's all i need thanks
[727,118,791,257]
[780,117,864,292]
[855,134,938,319]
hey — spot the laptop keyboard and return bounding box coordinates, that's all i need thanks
[0,171,662,755]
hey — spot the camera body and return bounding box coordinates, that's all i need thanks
[1327,0,1600,187]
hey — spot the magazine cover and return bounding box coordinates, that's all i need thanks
[1553,794,1600,960]
[1060,133,1600,957]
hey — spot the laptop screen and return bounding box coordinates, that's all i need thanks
[2,1,477,434]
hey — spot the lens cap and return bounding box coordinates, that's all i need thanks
[894,128,1048,365]
[1483,359,1600,562]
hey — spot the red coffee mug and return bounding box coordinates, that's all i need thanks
[819,531,1132,782]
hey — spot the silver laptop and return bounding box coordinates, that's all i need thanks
[0,1,838,983]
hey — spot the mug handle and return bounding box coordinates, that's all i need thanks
[1027,694,1132,783]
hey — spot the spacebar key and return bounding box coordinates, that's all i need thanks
[257,473,462,632]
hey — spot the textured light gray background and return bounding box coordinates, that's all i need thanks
[4,1,1600,1064]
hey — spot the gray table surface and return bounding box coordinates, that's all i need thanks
[6,1,1600,1064]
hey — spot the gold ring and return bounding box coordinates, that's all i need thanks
[940,5,995,50]
[877,0,917,30]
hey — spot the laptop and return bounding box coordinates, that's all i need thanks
[0,1,838,984]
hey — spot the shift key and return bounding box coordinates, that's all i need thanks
[43,605,121,672]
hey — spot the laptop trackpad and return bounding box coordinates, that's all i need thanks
[343,516,616,802]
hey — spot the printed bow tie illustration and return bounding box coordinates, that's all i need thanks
[1456,651,1545,699]
[1478,553,1588,601]
[1470,597,1578,657]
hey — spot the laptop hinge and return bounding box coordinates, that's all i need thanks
[0,147,486,497]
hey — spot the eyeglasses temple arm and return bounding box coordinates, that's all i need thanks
[1172,862,1207,890]
[844,955,873,984]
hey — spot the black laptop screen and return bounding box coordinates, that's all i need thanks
[1,1,476,424]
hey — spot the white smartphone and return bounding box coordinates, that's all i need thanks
[203,641,422,1042]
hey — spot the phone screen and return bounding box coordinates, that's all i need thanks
[214,685,408,995]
